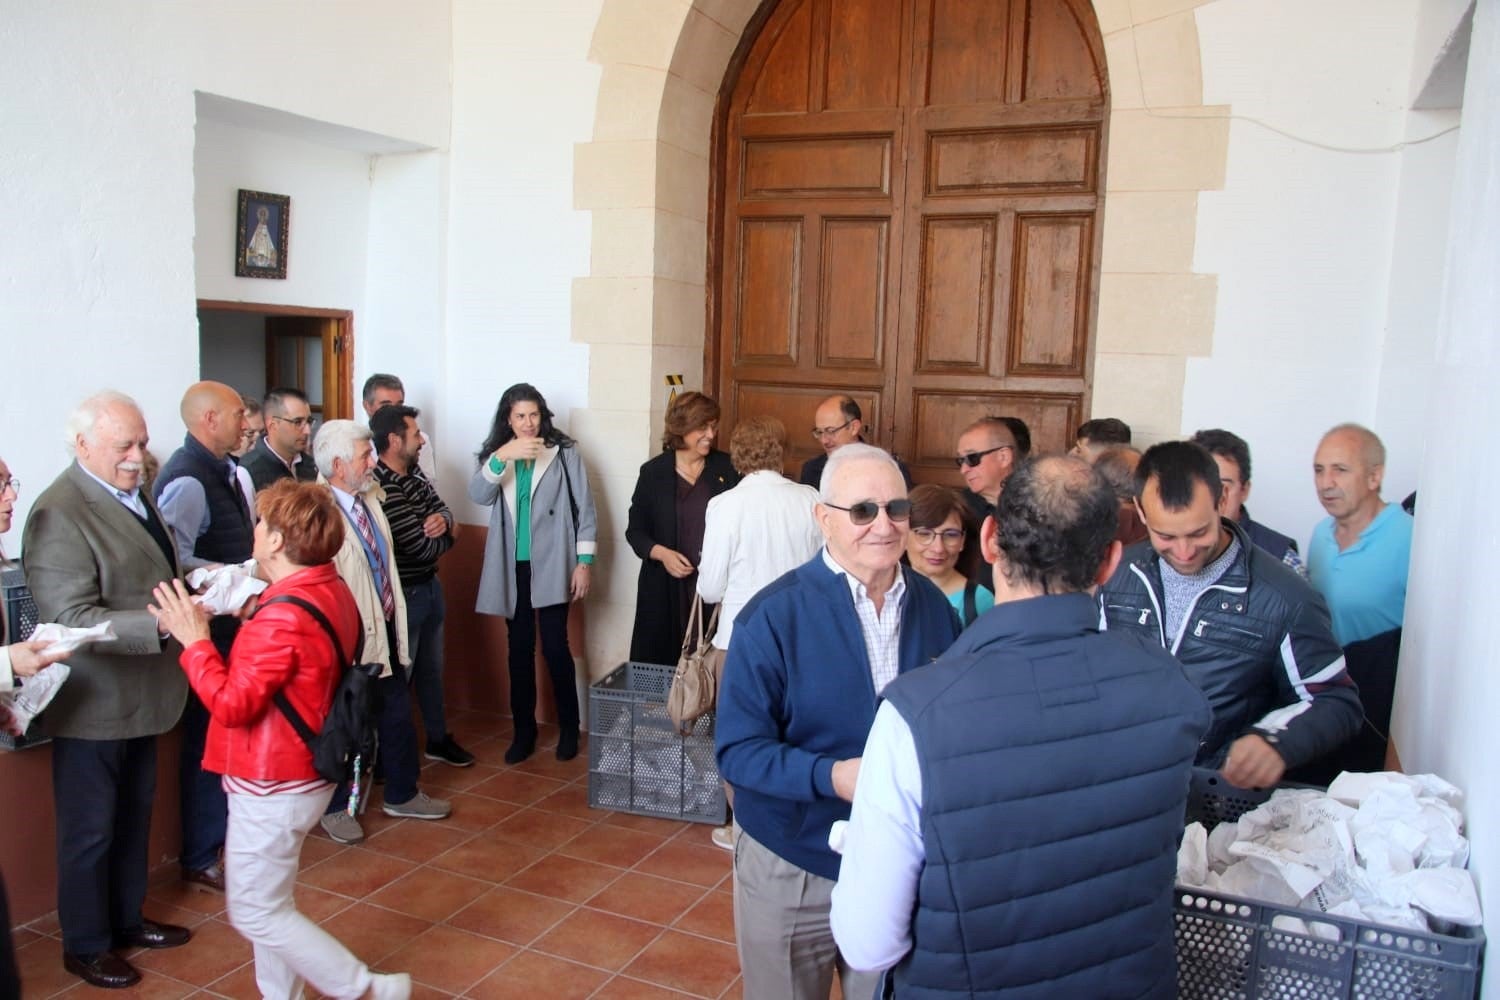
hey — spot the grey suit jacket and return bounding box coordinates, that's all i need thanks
[21,462,188,740]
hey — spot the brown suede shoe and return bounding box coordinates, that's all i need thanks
[64,951,141,989]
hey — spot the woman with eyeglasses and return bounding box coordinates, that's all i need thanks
[903,484,994,626]
[626,392,740,666]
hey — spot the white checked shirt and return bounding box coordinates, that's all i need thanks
[821,547,907,695]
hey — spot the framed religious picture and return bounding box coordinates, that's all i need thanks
[235,189,290,279]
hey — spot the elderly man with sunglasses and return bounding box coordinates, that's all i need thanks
[955,415,1024,523]
[716,443,961,1000]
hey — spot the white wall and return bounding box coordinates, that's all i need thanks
[0,0,449,531]
[1187,0,1433,549]
[444,0,604,526]
[194,119,374,311]
[1396,1,1499,991]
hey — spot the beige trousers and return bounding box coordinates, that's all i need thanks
[732,827,881,1000]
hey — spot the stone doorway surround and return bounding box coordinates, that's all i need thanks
[571,0,1227,672]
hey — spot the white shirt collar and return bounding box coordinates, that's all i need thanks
[821,546,906,606]
[77,461,143,511]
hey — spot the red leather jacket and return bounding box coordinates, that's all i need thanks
[179,563,360,780]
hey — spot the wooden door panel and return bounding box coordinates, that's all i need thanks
[818,218,890,367]
[734,380,885,478]
[717,0,1105,481]
[742,135,893,198]
[914,216,997,372]
[825,0,905,110]
[735,218,804,364]
[1008,213,1091,376]
[926,125,1099,196]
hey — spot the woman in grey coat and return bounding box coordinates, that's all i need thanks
[469,384,597,764]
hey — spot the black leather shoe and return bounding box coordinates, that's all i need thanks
[113,918,192,950]
[504,733,536,765]
[64,951,141,989]
[183,861,225,893]
[556,729,579,762]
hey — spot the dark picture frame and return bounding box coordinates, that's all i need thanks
[235,189,290,279]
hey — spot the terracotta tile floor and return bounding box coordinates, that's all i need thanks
[13,712,749,999]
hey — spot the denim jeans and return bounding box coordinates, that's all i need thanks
[402,577,448,744]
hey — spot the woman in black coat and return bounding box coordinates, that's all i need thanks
[626,392,740,665]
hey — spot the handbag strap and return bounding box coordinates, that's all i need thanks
[557,446,581,547]
[253,593,366,747]
[963,580,979,625]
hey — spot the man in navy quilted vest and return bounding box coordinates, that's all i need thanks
[831,455,1211,999]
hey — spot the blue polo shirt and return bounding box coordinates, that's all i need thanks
[1307,503,1412,645]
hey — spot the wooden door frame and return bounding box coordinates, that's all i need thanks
[196,299,355,420]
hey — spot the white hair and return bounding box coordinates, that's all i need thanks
[819,442,902,502]
[65,391,141,453]
[313,419,372,479]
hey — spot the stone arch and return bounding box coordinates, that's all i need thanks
[574,0,1226,668]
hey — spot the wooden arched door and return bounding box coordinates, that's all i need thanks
[712,0,1108,486]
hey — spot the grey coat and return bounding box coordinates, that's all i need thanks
[468,443,597,617]
[21,462,189,740]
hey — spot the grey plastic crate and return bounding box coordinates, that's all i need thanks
[1177,769,1484,999]
[587,662,727,825]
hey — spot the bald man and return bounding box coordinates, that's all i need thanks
[155,380,252,893]
[1308,423,1412,646]
[799,395,912,490]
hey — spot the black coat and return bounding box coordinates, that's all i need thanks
[625,449,739,664]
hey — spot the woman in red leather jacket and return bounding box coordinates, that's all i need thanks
[151,480,410,1000]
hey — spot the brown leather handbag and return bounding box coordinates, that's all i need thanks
[666,595,724,734]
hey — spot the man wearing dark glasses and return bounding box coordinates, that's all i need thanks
[955,416,1022,523]
[717,443,961,1000]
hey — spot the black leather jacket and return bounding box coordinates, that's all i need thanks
[1098,519,1362,770]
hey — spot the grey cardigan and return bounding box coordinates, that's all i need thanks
[467,443,597,617]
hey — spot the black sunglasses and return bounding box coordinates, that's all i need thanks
[954,445,1010,469]
[825,499,912,525]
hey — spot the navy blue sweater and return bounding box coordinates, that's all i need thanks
[715,553,961,881]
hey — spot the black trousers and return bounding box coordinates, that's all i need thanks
[507,562,579,738]
[52,735,157,955]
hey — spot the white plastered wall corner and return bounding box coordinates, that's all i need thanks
[572,0,1226,671]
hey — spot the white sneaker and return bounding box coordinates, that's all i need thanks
[367,971,411,1000]
[710,824,734,852]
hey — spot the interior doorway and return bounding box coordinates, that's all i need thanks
[197,300,354,421]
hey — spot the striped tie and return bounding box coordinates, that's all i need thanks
[352,498,396,620]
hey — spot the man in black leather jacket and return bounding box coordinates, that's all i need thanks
[1099,441,1361,788]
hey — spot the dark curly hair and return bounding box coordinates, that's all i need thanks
[994,456,1119,593]
[477,383,573,460]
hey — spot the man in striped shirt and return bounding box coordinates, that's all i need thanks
[370,405,473,767]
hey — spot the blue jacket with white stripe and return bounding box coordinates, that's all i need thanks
[1098,518,1361,770]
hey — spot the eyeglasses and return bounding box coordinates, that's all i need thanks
[954,445,1011,469]
[0,478,18,497]
[272,416,313,428]
[824,498,912,525]
[811,419,854,441]
[912,527,964,546]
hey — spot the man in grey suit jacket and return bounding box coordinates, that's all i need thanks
[22,391,192,989]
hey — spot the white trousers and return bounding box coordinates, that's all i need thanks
[225,786,374,1000]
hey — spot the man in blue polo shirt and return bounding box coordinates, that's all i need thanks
[1308,423,1413,646]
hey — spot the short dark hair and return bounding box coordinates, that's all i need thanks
[262,387,309,418]
[908,483,982,581]
[370,404,419,456]
[834,396,861,424]
[241,394,261,416]
[1191,428,1252,483]
[1136,441,1223,509]
[994,456,1118,593]
[1077,417,1132,447]
[1093,446,1141,502]
[362,373,404,405]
